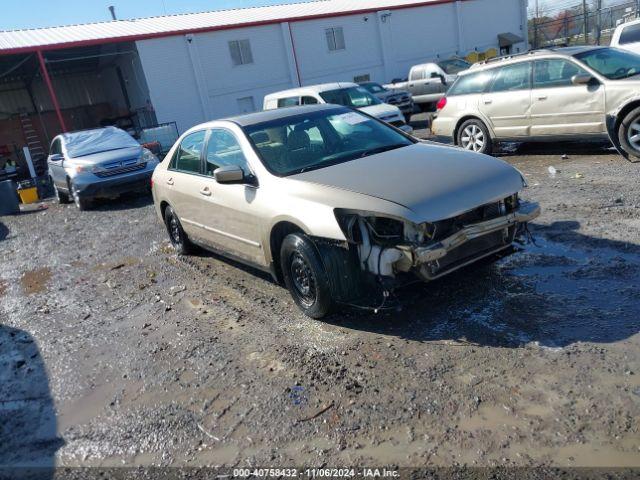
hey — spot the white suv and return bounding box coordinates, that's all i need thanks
[611,18,640,55]
[264,82,412,133]
[432,46,640,161]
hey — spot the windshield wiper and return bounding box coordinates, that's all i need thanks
[359,143,409,158]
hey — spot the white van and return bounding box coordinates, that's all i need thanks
[611,18,640,55]
[263,82,413,133]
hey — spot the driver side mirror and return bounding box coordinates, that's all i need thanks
[49,153,64,162]
[214,165,245,184]
[571,74,596,86]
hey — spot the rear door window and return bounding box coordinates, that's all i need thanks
[277,97,300,108]
[409,68,425,81]
[172,130,206,174]
[620,23,640,45]
[489,62,532,92]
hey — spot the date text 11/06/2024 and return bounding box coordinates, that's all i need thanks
[232,468,400,478]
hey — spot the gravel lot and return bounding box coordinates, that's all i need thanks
[1,135,639,470]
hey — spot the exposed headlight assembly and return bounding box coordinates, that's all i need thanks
[141,148,159,164]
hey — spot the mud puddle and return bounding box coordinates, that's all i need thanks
[20,267,52,295]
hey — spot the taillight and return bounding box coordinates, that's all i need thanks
[436,97,447,111]
[150,177,154,189]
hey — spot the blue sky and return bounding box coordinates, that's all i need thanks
[0,0,305,30]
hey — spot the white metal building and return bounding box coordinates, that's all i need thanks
[0,0,527,172]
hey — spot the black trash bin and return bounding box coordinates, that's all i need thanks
[0,179,20,215]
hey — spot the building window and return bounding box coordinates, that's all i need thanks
[325,27,345,51]
[353,74,370,83]
[229,39,254,66]
[237,96,256,113]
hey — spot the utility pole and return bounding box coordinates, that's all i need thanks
[582,0,589,45]
[596,0,602,46]
[534,0,539,50]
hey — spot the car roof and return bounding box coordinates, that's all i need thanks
[463,46,608,74]
[222,104,349,127]
[264,82,358,98]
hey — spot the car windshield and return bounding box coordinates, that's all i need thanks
[243,107,415,176]
[437,58,471,75]
[574,47,640,79]
[64,128,140,158]
[319,86,382,108]
[361,83,386,94]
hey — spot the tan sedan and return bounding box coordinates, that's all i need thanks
[432,46,640,161]
[152,105,539,318]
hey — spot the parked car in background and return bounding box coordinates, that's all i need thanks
[152,104,539,318]
[48,126,159,210]
[385,58,471,111]
[611,18,640,55]
[432,46,640,160]
[358,81,414,121]
[263,82,412,133]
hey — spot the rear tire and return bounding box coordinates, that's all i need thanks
[71,182,91,210]
[618,106,640,160]
[164,206,193,255]
[280,233,334,319]
[457,119,493,155]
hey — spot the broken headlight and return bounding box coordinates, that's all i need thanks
[334,210,406,244]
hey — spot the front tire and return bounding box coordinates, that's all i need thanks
[280,233,334,319]
[457,119,493,155]
[52,178,70,204]
[618,107,640,160]
[164,205,193,255]
[71,182,91,210]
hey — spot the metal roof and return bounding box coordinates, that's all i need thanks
[0,0,458,55]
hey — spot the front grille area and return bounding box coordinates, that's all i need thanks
[430,201,506,241]
[95,162,146,178]
[387,95,410,105]
[421,229,512,280]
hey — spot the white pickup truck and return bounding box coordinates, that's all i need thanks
[385,58,470,111]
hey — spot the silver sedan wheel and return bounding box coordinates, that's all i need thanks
[460,124,485,152]
[627,120,640,152]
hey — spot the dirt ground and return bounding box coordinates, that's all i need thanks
[1,137,639,471]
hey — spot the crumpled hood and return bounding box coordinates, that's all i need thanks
[290,143,525,223]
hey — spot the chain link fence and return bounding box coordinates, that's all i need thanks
[530,1,639,49]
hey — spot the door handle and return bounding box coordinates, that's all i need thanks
[484,99,493,105]
[166,178,174,186]
[538,95,548,101]
[199,187,212,197]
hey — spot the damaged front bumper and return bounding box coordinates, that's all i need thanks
[414,201,540,264]
[398,201,541,281]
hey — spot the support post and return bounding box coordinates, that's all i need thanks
[37,50,67,132]
[582,0,589,45]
